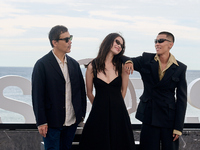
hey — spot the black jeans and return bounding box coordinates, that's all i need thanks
[140,123,179,150]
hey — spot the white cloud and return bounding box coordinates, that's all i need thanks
[0,1,27,17]
[88,11,200,41]
[0,13,200,42]
[6,0,67,4]
[0,0,200,69]
[89,11,133,21]
[75,37,100,42]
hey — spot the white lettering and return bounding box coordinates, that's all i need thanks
[0,75,35,123]
[0,59,199,124]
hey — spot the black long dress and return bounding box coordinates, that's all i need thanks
[79,65,136,150]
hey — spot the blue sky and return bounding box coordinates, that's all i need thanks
[0,0,200,70]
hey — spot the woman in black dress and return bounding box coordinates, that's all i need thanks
[79,33,136,150]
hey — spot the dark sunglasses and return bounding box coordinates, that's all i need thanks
[115,39,123,48]
[57,35,73,43]
[154,39,171,44]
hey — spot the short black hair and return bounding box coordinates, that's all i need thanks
[48,25,68,47]
[158,31,175,43]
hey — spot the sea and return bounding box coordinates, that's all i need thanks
[0,67,200,124]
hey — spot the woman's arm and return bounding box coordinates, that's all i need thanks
[121,64,129,99]
[85,63,95,104]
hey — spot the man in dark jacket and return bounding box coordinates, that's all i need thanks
[124,31,187,150]
[32,25,86,150]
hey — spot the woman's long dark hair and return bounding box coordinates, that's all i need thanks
[94,33,125,75]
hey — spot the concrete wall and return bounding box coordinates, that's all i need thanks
[0,128,200,150]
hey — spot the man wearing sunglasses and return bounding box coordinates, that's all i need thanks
[123,31,187,150]
[32,25,86,150]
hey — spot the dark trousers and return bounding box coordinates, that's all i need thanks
[43,123,78,150]
[140,123,179,150]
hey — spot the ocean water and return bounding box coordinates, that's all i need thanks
[0,67,200,124]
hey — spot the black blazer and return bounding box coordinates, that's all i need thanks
[123,52,187,132]
[32,51,86,127]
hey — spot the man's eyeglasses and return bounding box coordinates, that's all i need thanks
[57,35,73,43]
[115,39,123,48]
[154,39,171,44]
